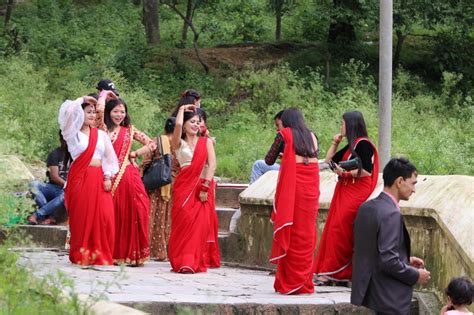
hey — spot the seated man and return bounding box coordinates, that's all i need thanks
[28,131,69,225]
[249,110,284,184]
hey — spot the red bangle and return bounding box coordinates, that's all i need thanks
[200,186,209,193]
[201,178,211,186]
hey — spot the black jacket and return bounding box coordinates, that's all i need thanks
[351,192,419,315]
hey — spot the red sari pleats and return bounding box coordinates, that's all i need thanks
[111,126,150,265]
[168,137,220,273]
[313,137,379,280]
[65,128,115,265]
[203,180,221,268]
[270,128,320,294]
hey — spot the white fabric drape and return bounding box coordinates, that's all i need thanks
[58,97,119,177]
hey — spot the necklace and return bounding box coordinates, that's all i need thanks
[109,126,120,143]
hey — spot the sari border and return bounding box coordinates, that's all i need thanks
[112,126,134,196]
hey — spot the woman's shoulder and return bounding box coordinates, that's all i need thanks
[355,138,373,148]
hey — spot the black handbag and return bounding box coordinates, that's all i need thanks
[142,136,172,191]
[329,157,361,171]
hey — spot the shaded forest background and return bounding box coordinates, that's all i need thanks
[0,0,473,180]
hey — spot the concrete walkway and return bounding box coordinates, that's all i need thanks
[17,249,372,314]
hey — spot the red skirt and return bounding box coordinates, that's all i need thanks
[168,180,220,273]
[313,176,373,280]
[113,164,150,265]
[274,163,319,294]
[67,166,115,265]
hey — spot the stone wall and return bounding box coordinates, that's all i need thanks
[236,171,473,303]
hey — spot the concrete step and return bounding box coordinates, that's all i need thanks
[15,225,235,251]
[215,183,248,208]
[216,207,238,232]
[18,249,423,315]
[16,224,67,248]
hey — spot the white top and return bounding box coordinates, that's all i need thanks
[58,97,119,177]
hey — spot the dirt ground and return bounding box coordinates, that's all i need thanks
[180,42,311,72]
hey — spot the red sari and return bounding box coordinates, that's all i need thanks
[270,128,320,294]
[313,137,379,281]
[168,137,220,273]
[111,126,150,265]
[65,128,115,265]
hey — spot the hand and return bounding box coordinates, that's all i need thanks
[104,179,112,192]
[181,104,196,112]
[333,133,343,144]
[105,90,118,100]
[199,191,208,202]
[128,155,138,168]
[83,96,97,107]
[334,164,344,176]
[416,268,431,284]
[410,256,424,268]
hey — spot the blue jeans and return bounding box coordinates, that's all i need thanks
[30,181,65,220]
[249,160,280,184]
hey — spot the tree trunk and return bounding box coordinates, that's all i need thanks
[181,0,193,42]
[327,22,356,43]
[165,2,209,73]
[327,0,357,43]
[143,0,160,45]
[4,0,15,31]
[393,29,406,72]
[275,0,282,42]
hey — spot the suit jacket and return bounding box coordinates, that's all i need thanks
[351,192,419,315]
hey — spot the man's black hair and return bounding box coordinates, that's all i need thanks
[383,157,417,187]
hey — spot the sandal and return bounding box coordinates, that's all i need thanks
[314,276,333,286]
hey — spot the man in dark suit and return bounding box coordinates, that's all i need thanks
[351,157,431,314]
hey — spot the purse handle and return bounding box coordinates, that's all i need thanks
[156,134,164,157]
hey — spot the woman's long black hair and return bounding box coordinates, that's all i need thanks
[342,110,368,176]
[104,98,131,131]
[281,108,317,158]
[171,89,201,117]
[181,111,200,140]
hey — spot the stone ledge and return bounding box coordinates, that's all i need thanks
[238,172,473,304]
[240,172,473,265]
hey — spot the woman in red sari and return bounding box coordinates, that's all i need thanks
[266,108,320,295]
[58,95,119,265]
[102,97,152,266]
[314,111,379,285]
[168,104,220,273]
